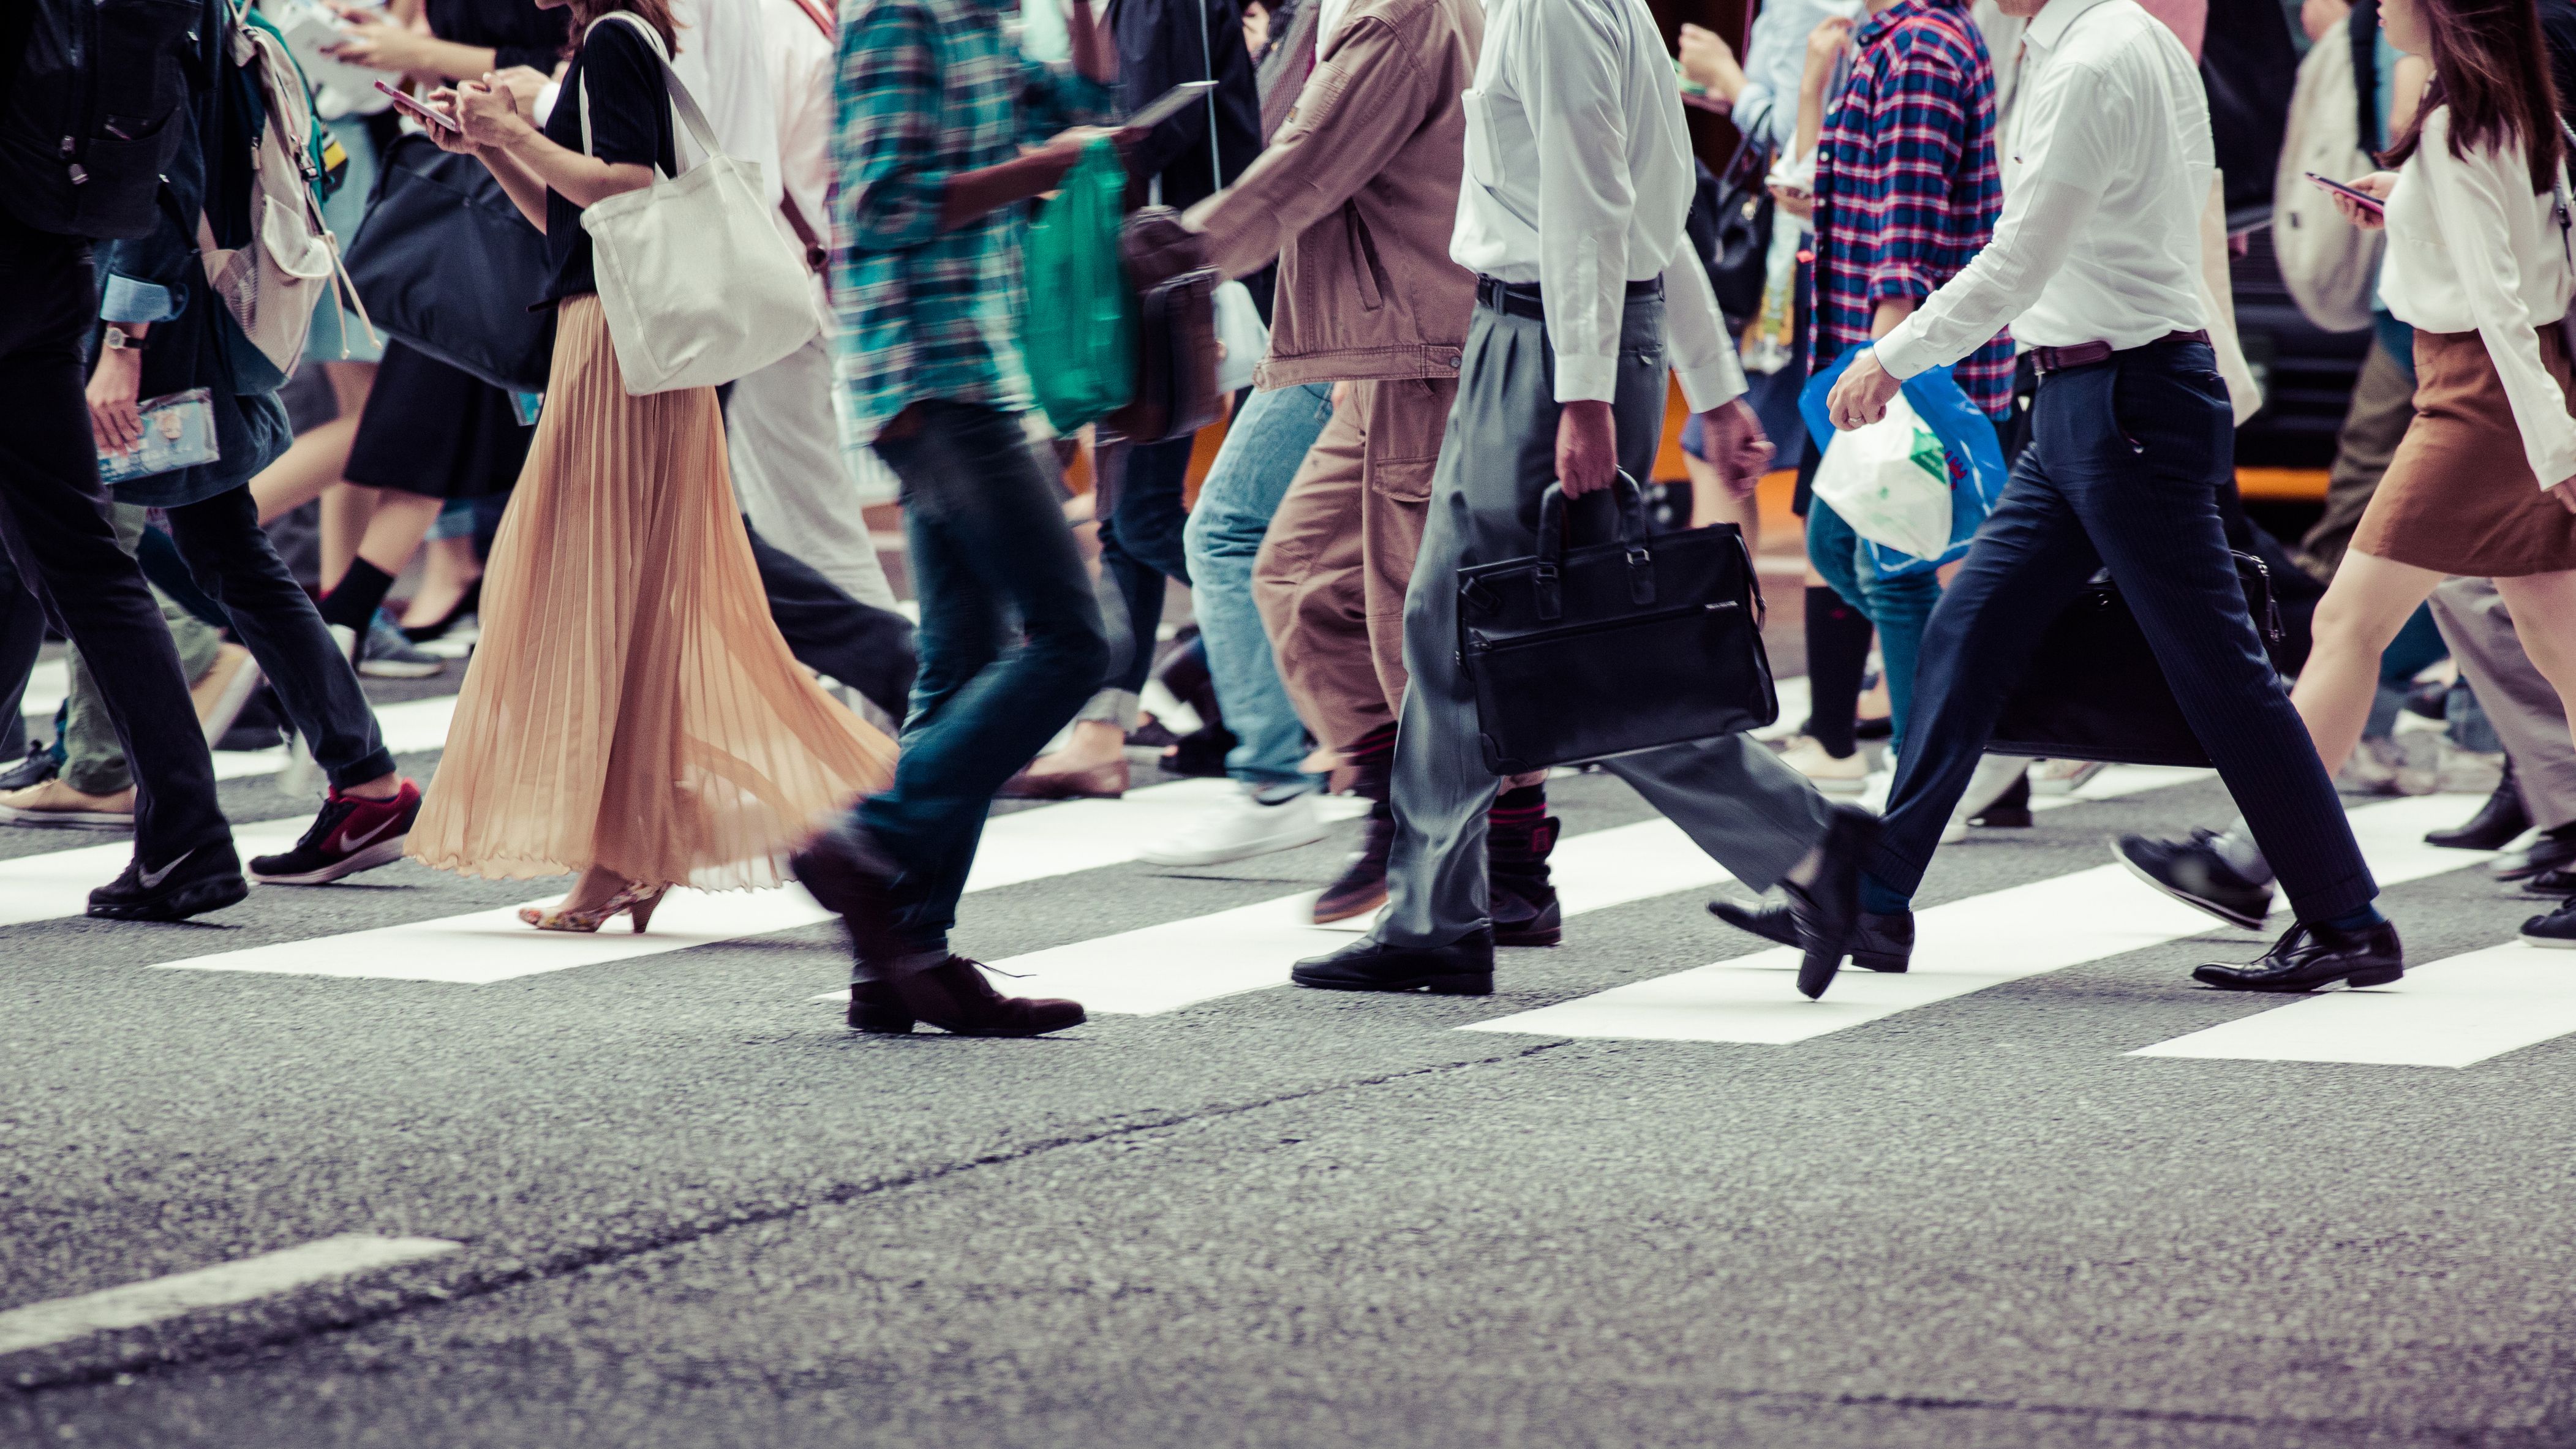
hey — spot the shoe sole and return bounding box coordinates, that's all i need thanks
[1137,825,1330,868]
[1970,808,2034,828]
[1289,968,1493,995]
[2493,857,2574,882]
[2196,963,2407,993]
[357,660,447,680]
[1806,776,1870,794]
[249,835,409,886]
[2113,848,2269,932]
[88,874,250,922]
[0,807,134,828]
[1494,927,1561,947]
[2523,932,2576,950]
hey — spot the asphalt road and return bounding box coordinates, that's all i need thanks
[3,682,2572,1449]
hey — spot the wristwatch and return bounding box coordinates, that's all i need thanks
[101,325,141,352]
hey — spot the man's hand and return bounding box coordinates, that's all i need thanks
[1696,398,1774,490]
[88,345,145,454]
[1555,400,1618,497]
[1826,349,1904,431]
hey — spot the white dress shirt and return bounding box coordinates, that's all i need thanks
[1873,0,2210,382]
[1731,0,1864,153]
[2381,107,2576,488]
[1450,0,1747,410]
[758,0,834,245]
[669,0,783,209]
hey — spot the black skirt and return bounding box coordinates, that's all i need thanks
[344,340,535,500]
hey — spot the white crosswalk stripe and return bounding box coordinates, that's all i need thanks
[1461,794,2496,1047]
[2128,941,2576,1067]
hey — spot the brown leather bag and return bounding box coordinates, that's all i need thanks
[1103,205,1222,445]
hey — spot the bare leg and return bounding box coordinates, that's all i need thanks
[319,484,376,592]
[250,361,375,524]
[349,490,444,585]
[1030,718,1126,775]
[2492,570,2576,755]
[1684,454,1761,555]
[2288,548,2449,775]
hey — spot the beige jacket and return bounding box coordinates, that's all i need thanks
[1184,0,1483,388]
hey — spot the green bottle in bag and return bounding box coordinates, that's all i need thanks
[1024,138,1135,432]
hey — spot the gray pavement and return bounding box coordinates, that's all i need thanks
[2,717,2572,1448]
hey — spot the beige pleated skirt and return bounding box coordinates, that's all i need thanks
[407,295,896,892]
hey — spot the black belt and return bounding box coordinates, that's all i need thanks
[1474,275,1663,321]
[2028,328,2212,376]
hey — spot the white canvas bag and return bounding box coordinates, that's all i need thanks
[576,12,818,395]
[1810,391,1954,562]
[2270,16,2381,333]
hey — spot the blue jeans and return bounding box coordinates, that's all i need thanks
[858,402,1110,956]
[1869,342,2377,924]
[1803,499,1938,767]
[1181,382,1334,789]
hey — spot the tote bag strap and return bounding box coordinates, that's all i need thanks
[1195,0,1222,197]
[575,10,729,175]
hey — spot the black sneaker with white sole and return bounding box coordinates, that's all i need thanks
[249,780,423,884]
[2523,897,2576,949]
[2114,830,2275,930]
[87,840,249,920]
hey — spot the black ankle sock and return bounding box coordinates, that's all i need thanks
[1803,585,1872,759]
[322,559,396,635]
[1490,783,1546,819]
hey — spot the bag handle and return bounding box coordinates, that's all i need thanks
[1532,473,1655,620]
[1196,0,1222,198]
[576,11,726,178]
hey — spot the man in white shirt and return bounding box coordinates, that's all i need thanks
[1291,0,1885,1000]
[1825,0,2400,993]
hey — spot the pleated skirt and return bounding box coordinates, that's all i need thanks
[408,295,897,891]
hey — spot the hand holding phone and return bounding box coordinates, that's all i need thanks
[375,78,459,133]
[2307,170,2393,231]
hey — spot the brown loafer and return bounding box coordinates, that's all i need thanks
[867,955,1086,1036]
[997,758,1129,800]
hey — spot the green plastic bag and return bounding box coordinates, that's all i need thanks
[1023,139,1135,432]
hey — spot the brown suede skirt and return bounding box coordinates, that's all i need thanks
[2351,326,2576,576]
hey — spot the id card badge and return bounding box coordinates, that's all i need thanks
[98,388,220,486]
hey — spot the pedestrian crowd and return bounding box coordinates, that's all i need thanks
[1,0,2570,1037]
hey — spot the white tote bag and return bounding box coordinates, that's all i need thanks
[1809,391,1955,562]
[576,13,819,395]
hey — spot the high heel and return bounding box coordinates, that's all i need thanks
[400,577,482,644]
[519,879,668,933]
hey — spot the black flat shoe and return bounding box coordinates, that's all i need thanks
[1970,772,2033,829]
[1707,897,1914,972]
[2491,828,2576,883]
[2522,898,2576,950]
[1780,804,1882,1000]
[2521,867,2576,900]
[2115,830,2274,930]
[2191,917,2404,992]
[2427,762,2528,851]
[1291,930,1494,995]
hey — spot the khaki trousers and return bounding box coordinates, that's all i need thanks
[1252,377,1453,751]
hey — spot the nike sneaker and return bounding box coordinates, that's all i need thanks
[249,779,423,885]
[88,839,249,920]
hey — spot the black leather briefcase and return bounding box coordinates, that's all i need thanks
[1457,476,1779,775]
[1986,551,2291,768]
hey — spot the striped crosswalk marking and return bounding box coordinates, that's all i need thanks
[1460,794,2493,1047]
[2128,940,2576,1067]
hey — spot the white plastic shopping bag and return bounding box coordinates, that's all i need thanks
[1809,391,1954,562]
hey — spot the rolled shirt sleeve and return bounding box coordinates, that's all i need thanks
[1527,0,1635,404]
[100,274,185,325]
[2419,115,2576,489]
[834,1,952,254]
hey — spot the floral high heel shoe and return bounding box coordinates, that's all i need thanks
[518,879,668,933]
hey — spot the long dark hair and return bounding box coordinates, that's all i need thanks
[2384,0,2563,192]
[565,0,683,58]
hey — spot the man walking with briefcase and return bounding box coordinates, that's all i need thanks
[1290,0,1886,1001]
[1822,0,2400,992]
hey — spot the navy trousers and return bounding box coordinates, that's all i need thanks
[1867,341,2378,924]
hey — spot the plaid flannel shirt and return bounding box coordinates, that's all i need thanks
[1810,0,2013,418]
[831,0,1111,443]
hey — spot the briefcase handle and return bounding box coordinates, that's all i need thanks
[1535,473,1657,619]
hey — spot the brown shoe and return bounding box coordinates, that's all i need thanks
[870,955,1086,1037]
[997,757,1129,800]
[0,778,138,829]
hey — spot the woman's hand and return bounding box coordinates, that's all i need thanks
[2552,477,2576,515]
[2335,171,2397,231]
[1800,16,1854,99]
[485,65,554,122]
[322,15,440,75]
[1769,181,1814,221]
[87,345,146,454]
[451,78,535,152]
[1678,23,1745,102]
[418,88,481,154]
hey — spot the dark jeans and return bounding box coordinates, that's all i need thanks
[1869,342,2378,924]
[0,213,227,859]
[854,402,1109,965]
[745,518,917,722]
[165,486,394,789]
[1085,434,1194,723]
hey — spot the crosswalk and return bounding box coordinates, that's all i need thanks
[4,676,2567,1069]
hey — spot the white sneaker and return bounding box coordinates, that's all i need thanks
[1777,736,1870,793]
[1138,789,1329,867]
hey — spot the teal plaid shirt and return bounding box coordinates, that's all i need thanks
[832,0,1110,443]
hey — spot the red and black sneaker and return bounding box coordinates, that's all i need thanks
[249,779,423,885]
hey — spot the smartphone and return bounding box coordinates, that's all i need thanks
[375,78,460,132]
[2305,171,2386,214]
[1124,80,1218,132]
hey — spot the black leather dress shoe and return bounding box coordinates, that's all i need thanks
[2523,897,2576,949]
[857,955,1087,1036]
[2115,831,2274,930]
[2191,917,2405,992]
[1779,804,1882,1000]
[2522,867,2576,900]
[1292,930,1495,995]
[1706,897,1914,972]
[2492,828,2576,883]
[2427,762,2528,850]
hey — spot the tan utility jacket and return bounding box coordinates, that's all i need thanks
[1184,0,1483,388]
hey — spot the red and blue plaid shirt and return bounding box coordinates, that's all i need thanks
[1810,0,2013,418]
